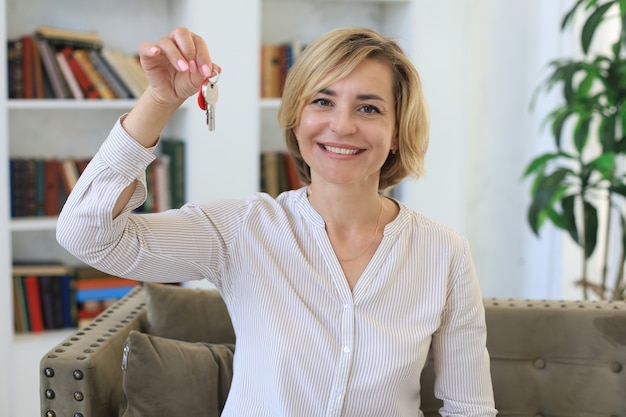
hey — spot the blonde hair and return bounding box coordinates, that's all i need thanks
[278,27,429,190]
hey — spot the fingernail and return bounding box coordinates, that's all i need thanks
[201,64,212,78]
[177,59,189,71]
[189,60,198,73]
[150,47,159,55]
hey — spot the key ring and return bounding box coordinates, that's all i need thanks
[197,68,219,110]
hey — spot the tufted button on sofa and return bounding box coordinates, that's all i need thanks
[40,284,626,417]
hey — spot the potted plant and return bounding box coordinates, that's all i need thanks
[523,0,626,300]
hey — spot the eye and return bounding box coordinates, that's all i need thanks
[311,97,332,107]
[360,104,381,115]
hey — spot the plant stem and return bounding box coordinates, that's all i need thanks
[600,192,613,298]
[581,197,589,300]
[614,249,625,300]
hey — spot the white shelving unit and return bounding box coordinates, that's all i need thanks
[0,0,416,414]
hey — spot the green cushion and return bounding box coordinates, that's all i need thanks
[144,283,236,344]
[119,330,235,417]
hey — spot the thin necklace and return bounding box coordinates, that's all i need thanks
[307,186,384,263]
[339,195,383,262]
[306,187,384,262]
[338,195,383,262]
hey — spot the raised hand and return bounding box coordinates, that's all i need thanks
[138,27,222,106]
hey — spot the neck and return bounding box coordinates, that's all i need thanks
[306,183,383,234]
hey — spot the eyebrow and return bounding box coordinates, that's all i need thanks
[318,88,386,102]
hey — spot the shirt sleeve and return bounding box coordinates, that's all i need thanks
[431,237,497,417]
[56,116,246,288]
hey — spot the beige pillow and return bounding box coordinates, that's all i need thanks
[144,283,236,344]
[119,330,235,417]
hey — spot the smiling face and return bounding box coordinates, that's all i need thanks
[293,58,398,190]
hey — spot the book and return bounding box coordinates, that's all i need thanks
[30,35,46,98]
[99,48,144,98]
[74,266,137,325]
[60,274,77,328]
[9,158,38,217]
[12,276,29,333]
[60,158,80,194]
[152,156,171,212]
[7,39,24,99]
[282,152,302,190]
[22,275,44,332]
[20,35,35,99]
[39,275,65,329]
[43,159,61,216]
[55,50,84,99]
[260,44,282,98]
[36,37,70,99]
[122,53,149,95]
[76,286,136,303]
[36,25,103,49]
[88,49,132,99]
[60,46,100,99]
[73,48,117,99]
[34,159,45,216]
[12,264,75,332]
[161,139,186,209]
[261,152,282,197]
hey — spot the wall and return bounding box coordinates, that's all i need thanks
[398,0,576,299]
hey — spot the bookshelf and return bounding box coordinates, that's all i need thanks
[1,0,416,414]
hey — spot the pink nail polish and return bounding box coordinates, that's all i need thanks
[189,60,198,73]
[177,59,189,71]
[202,64,212,78]
[150,47,159,55]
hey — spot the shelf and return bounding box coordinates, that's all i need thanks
[260,98,281,109]
[11,217,57,232]
[8,98,137,110]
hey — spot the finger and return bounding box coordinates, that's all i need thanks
[189,33,219,78]
[152,27,196,72]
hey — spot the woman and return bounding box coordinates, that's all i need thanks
[57,27,496,416]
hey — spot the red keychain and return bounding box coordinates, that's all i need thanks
[197,78,208,110]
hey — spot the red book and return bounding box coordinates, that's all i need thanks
[21,35,35,98]
[43,159,61,216]
[282,152,302,190]
[23,276,45,332]
[60,46,100,99]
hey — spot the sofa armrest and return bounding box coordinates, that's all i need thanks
[40,285,147,417]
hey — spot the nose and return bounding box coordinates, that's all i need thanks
[329,107,357,136]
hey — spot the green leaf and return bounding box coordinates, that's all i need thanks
[562,194,580,243]
[522,152,568,178]
[562,0,589,30]
[577,70,597,98]
[583,201,599,258]
[527,170,571,234]
[574,113,593,152]
[599,112,618,151]
[546,107,574,149]
[582,2,617,54]
[587,152,616,179]
[546,207,567,230]
[609,182,626,197]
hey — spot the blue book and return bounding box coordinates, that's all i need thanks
[76,286,135,303]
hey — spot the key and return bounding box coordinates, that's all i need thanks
[202,80,219,131]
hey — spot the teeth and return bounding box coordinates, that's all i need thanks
[323,145,360,155]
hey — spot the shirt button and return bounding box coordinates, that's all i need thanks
[343,346,351,354]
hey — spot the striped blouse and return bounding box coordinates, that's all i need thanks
[57,117,497,417]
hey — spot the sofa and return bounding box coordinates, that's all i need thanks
[40,283,626,417]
